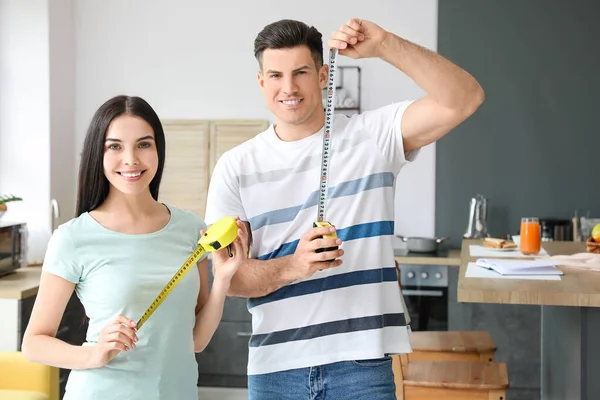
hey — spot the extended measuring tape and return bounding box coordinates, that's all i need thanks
[136,216,239,330]
[313,48,339,256]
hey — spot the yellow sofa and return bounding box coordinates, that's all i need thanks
[0,352,59,400]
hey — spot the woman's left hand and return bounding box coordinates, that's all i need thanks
[204,217,249,286]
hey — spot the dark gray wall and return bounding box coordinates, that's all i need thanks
[439,2,599,399]
[437,0,600,249]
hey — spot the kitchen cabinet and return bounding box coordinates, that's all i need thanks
[24,294,86,399]
[159,120,211,218]
[196,260,252,388]
[197,320,252,388]
[159,119,269,218]
[54,294,87,398]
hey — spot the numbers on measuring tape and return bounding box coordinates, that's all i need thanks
[135,216,239,330]
[136,245,206,329]
[317,48,338,223]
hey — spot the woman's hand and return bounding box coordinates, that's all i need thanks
[88,314,138,368]
[206,217,249,288]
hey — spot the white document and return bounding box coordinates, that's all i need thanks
[475,258,563,275]
[465,262,562,281]
[469,245,549,258]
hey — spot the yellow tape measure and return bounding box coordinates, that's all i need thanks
[136,216,239,330]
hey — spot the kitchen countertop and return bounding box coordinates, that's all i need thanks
[394,249,461,266]
[458,239,600,307]
[0,267,42,299]
[0,248,461,300]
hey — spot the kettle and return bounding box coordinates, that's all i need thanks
[464,194,489,239]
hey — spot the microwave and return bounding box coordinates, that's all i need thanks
[0,221,27,277]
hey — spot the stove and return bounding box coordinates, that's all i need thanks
[394,248,449,258]
[395,250,450,332]
[399,264,448,289]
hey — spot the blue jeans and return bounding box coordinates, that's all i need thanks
[248,356,396,400]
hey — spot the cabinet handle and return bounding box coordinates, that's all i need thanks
[402,289,444,297]
[51,199,60,231]
[56,326,69,337]
[236,332,252,337]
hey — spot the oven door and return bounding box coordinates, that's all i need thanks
[402,286,448,331]
[398,264,449,331]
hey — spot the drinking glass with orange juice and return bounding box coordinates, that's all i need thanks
[520,217,541,255]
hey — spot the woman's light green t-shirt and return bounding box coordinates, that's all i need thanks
[42,204,207,400]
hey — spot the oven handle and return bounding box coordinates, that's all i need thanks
[402,289,444,297]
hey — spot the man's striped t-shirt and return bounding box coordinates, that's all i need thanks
[205,100,416,375]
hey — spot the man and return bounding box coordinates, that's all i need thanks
[206,18,484,399]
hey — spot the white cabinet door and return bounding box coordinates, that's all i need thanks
[0,299,19,351]
[159,119,268,219]
[159,120,211,218]
[208,119,269,176]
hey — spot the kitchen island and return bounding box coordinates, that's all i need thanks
[458,239,599,400]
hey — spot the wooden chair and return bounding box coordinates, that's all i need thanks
[393,263,508,398]
[409,330,497,362]
[392,354,509,400]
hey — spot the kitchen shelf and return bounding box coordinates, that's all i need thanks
[322,66,362,114]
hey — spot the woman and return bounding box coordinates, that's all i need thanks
[22,95,247,399]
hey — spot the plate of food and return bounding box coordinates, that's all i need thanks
[482,237,519,251]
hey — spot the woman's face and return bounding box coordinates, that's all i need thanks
[103,115,158,197]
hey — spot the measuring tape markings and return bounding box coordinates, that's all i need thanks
[136,216,238,330]
[317,48,338,224]
[314,48,339,259]
[136,245,206,329]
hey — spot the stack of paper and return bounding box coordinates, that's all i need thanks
[465,263,561,280]
[469,245,549,258]
[475,258,564,276]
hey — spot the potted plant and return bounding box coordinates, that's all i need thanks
[0,194,23,219]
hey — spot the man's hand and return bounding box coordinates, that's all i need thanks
[290,225,344,281]
[328,18,388,59]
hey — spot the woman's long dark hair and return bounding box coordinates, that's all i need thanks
[75,95,166,217]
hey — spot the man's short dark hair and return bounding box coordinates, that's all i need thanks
[254,19,323,70]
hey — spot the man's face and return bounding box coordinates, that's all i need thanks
[258,45,327,127]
